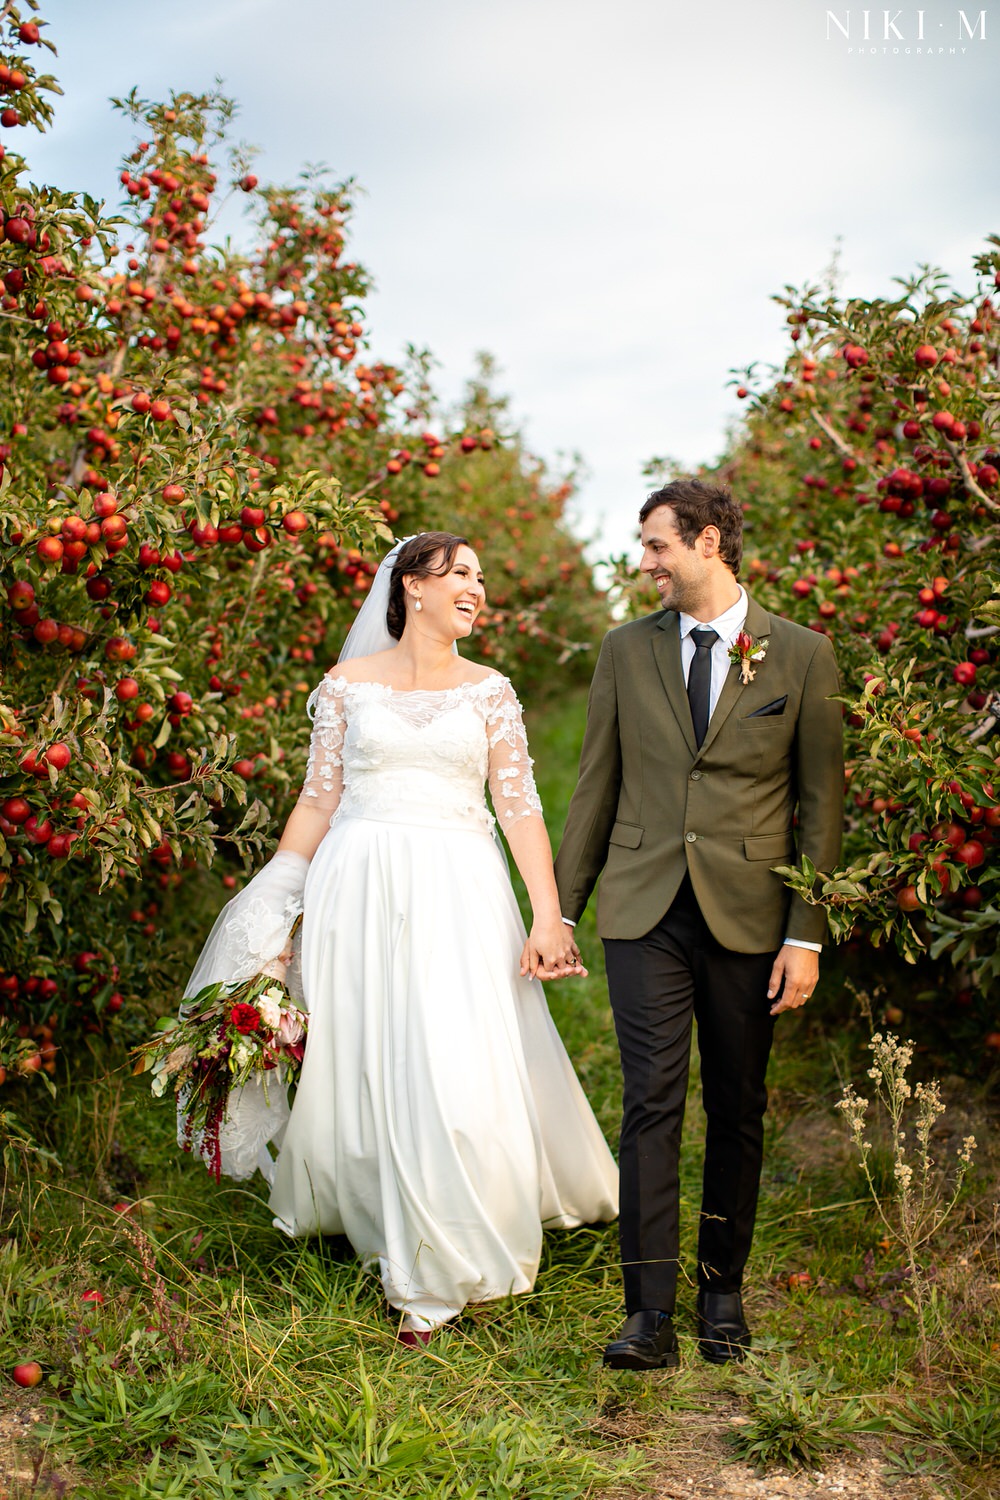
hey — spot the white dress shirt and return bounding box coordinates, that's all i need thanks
[677,587,749,714]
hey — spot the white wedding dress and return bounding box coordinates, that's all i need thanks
[266,672,618,1329]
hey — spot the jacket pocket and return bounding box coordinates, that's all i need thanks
[744,831,794,862]
[745,695,788,719]
[609,821,643,849]
[738,712,788,731]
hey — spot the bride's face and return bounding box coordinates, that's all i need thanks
[410,545,486,640]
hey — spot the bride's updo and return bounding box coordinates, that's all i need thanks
[386,531,469,640]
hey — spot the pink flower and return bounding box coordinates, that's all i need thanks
[277,1010,305,1048]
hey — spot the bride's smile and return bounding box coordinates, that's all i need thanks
[408,544,486,638]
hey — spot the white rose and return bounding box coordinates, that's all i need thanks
[231,1039,255,1071]
[257,996,282,1030]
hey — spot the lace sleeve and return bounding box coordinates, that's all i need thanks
[485,677,544,828]
[299,674,346,818]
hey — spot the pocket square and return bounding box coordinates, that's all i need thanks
[746,696,787,719]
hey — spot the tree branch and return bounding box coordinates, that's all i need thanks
[810,409,863,462]
[941,434,1000,514]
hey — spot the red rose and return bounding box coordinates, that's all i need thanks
[229,1003,261,1034]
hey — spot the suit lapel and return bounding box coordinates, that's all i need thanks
[652,610,697,756]
[696,592,773,757]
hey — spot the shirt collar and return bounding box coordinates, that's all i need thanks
[678,585,747,646]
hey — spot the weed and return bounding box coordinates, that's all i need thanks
[729,1356,874,1472]
[838,1031,977,1381]
[887,1385,1000,1466]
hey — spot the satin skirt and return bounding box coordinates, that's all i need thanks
[268,812,619,1328]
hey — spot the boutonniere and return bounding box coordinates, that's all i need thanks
[728,631,769,685]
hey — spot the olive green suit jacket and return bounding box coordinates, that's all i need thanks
[554,593,844,952]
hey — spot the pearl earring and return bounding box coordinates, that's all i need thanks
[414,599,422,612]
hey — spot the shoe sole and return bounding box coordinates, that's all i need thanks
[698,1340,749,1364]
[603,1349,680,1371]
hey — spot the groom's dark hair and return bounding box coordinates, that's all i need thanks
[640,479,743,577]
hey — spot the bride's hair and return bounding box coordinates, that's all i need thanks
[386,531,469,640]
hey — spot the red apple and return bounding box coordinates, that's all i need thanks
[36,535,64,564]
[931,821,966,849]
[7,579,35,611]
[956,841,985,869]
[11,1362,43,1388]
[2,797,30,825]
[145,580,172,607]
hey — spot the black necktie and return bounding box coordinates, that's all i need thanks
[687,628,719,748]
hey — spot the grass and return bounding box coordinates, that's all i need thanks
[2,686,999,1498]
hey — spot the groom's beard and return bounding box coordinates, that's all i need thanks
[653,573,707,616]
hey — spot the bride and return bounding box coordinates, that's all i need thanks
[184,532,618,1343]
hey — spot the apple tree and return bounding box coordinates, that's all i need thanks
[0,7,607,1115]
[637,245,1000,1043]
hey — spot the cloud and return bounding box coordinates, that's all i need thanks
[35,0,1000,555]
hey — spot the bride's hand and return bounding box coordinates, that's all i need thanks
[520,922,588,982]
[260,941,294,983]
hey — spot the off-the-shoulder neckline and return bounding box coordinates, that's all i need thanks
[318,673,507,696]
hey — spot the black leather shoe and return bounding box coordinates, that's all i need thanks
[697,1291,750,1363]
[603,1309,680,1370]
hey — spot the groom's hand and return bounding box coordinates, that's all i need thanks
[767,944,819,1015]
[520,923,588,981]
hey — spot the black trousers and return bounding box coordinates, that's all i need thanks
[603,875,778,1315]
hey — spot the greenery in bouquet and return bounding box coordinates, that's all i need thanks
[131,970,307,1180]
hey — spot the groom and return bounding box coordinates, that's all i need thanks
[555,479,844,1369]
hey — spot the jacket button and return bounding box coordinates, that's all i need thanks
[690,769,702,781]
[685,832,698,843]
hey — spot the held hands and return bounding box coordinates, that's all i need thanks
[520,918,588,982]
[767,944,819,1016]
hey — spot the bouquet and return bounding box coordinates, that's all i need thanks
[132,970,308,1182]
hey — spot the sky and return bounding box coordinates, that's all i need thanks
[30,0,1000,559]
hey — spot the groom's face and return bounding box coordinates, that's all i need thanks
[640,505,708,615]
